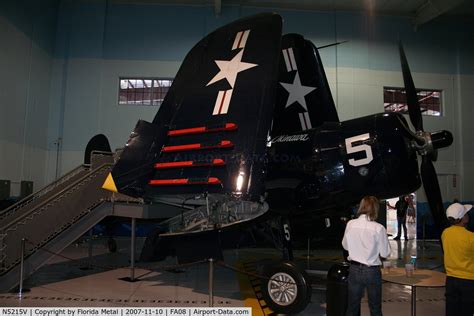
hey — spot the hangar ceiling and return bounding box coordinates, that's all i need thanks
[114,0,474,27]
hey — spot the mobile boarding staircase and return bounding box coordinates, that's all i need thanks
[0,152,116,292]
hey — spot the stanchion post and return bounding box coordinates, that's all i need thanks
[18,238,26,297]
[306,237,311,269]
[208,258,214,307]
[422,215,426,252]
[130,217,136,281]
[88,229,93,269]
[411,286,417,316]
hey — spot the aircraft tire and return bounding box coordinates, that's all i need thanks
[261,261,312,314]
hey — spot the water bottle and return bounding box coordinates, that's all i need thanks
[410,255,417,269]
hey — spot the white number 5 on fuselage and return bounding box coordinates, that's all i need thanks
[345,133,374,167]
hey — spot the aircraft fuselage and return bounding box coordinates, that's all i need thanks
[266,112,421,214]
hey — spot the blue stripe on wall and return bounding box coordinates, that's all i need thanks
[416,201,474,239]
[417,202,442,240]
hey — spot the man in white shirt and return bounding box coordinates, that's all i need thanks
[342,196,391,316]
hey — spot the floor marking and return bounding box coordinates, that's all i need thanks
[241,261,276,316]
[235,259,280,316]
[235,261,267,316]
[0,294,233,305]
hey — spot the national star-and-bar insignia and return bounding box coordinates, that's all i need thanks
[206,30,258,116]
[279,47,317,130]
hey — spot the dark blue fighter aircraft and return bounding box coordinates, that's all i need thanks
[102,13,452,313]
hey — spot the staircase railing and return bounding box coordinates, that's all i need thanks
[0,152,114,275]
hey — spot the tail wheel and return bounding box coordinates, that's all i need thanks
[261,262,312,314]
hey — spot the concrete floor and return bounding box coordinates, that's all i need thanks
[0,237,446,315]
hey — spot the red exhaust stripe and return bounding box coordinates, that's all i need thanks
[162,143,201,152]
[224,123,238,131]
[207,177,221,184]
[167,123,238,136]
[162,141,233,153]
[154,158,226,169]
[149,177,221,186]
[212,158,225,166]
[168,127,206,136]
[149,179,189,185]
[154,161,194,169]
[220,140,233,148]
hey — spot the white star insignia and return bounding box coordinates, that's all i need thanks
[280,72,317,111]
[206,50,258,88]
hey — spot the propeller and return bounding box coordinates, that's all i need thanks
[398,42,452,235]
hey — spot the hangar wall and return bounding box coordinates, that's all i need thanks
[1,0,473,203]
[0,0,58,197]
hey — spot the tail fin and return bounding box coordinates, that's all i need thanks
[271,33,339,136]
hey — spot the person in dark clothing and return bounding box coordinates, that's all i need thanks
[467,207,474,232]
[390,196,408,240]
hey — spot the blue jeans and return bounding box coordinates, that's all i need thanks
[346,264,382,316]
[396,216,407,238]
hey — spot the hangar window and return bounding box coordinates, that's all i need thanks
[119,78,173,106]
[383,87,442,116]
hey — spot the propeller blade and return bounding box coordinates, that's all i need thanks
[420,156,449,238]
[395,116,423,144]
[399,42,424,132]
[430,149,438,162]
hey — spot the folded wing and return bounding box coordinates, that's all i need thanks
[104,13,282,201]
[271,33,339,136]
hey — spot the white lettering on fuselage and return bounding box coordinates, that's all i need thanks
[271,134,309,143]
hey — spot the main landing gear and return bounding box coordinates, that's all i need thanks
[261,261,312,314]
[259,217,312,313]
